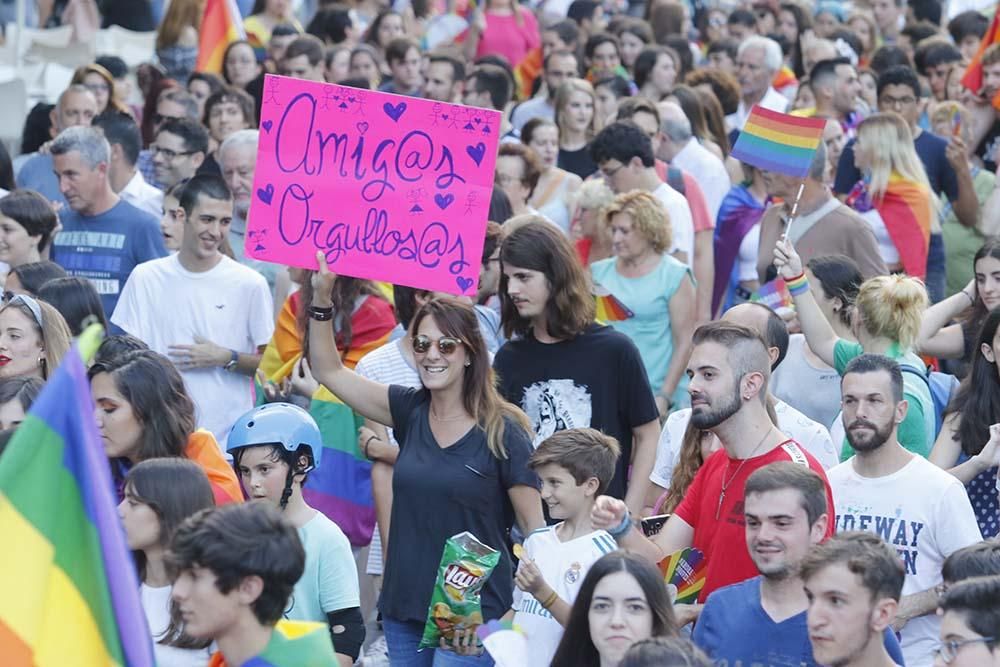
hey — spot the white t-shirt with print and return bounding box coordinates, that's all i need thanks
[650,400,838,489]
[112,254,274,446]
[828,455,983,667]
[512,526,618,667]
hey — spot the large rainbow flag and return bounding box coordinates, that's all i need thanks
[0,327,154,666]
[847,175,931,280]
[258,292,396,547]
[730,106,826,178]
[197,0,246,73]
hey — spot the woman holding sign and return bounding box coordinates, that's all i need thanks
[308,254,544,665]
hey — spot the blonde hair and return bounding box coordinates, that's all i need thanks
[855,274,928,349]
[602,190,672,255]
[856,112,938,216]
[0,299,72,380]
[555,79,601,143]
[572,178,615,211]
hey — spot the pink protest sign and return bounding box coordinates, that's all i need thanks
[247,74,501,296]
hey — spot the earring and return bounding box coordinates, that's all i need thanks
[464,361,471,367]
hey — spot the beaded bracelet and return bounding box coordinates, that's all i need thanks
[785,272,810,297]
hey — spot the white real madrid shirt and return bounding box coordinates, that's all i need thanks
[511,526,617,667]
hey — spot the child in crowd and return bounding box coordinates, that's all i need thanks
[168,501,337,666]
[511,427,621,667]
[225,403,364,667]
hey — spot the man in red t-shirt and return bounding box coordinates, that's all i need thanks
[593,321,834,624]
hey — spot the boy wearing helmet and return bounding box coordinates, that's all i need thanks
[227,402,365,666]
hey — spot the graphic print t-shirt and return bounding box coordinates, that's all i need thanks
[493,323,659,499]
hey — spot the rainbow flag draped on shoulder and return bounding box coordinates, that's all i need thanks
[209,620,336,667]
[731,106,826,178]
[258,292,396,547]
[0,328,154,667]
[846,174,931,280]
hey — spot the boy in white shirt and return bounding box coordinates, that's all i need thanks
[511,428,621,667]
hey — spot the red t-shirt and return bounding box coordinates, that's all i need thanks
[674,440,835,602]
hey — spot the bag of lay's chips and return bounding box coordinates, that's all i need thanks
[419,531,500,649]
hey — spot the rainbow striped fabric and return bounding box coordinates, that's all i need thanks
[0,329,154,667]
[961,8,1000,108]
[593,284,634,322]
[730,106,827,178]
[196,0,245,73]
[258,292,396,547]
[847,174,932,280]
[209,620,336,666]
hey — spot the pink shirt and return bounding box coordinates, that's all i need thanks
[475,9,540,67]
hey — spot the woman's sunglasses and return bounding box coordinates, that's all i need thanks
[412,335,464,356]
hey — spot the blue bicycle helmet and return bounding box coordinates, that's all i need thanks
[227,403,324,470]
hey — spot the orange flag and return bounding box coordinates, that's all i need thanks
[196,0,246,73]
[960,8,1000,108]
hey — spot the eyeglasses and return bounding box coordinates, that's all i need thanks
[934,637,996,664]
[880,95,916,108]
[3,292,44,328]
[151,145,196,160]
[83,82,110,94]
[412,335,464,355]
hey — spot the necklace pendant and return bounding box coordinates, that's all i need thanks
[716,490,725,520]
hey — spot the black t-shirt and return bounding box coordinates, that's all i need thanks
[493,323,659,499]
[834,131,958,202]
[380,385,538,623]
[557,145,598,180]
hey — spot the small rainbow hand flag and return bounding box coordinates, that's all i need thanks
[657,547,707,605]
[731,106,826,178]
[593,284,634,322]
[752,278,793,311]
[477,619,527,667]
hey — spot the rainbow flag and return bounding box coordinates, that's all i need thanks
[197,0,246,73]
[0,327,154,667]
[258,292,396,547]
[961,8,1000,107]
[658,547,707,605]
[593,284,633,322]
[730,106,826,178]
[209,620,336,666]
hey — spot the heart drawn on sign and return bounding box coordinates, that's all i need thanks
[356,121,369,134]
[466,142,486,166]
[456,276,474,293]
[434,193,454,210]
[262,120,273,133]
[383,102,407,122]
[257,184,275,205]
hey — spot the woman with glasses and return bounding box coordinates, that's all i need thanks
[0,190,59,270]
[308,257,544,664]
[0,293,71,381]
[70,64,131,116]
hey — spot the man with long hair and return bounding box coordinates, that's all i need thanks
[494,220,660,516]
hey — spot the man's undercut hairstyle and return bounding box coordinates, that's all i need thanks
[809,57,852,91]
[692,321,772,392]
[157,117,209,155]
[284,33,325,66]
[942,541,1000,584]
[51,126,111,168]
[167,501,306,627]
[386,36,419,66]
[499,220,595,340]
[92,111,142,166]
[589,121,655,168]
[529,427,621,495]
[429,52,465,84]
[177,174,232,218]
[939,575,1000,646]
[745,462,827,526]
[466,64,512,110]
[737,302,789,370]
[841,353,904,403]
[876,64,921,100]
[800,531,905,601]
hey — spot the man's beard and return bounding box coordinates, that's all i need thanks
[690,384,743,430]
[844,417,893,452]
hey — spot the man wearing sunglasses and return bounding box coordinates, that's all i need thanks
[112,174,273,446]
[50,126,167,318]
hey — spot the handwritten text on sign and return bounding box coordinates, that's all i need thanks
[247,74,500,295]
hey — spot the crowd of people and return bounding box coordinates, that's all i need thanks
[3,0,1000,665]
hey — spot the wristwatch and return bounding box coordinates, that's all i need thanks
[224,349,239,372]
